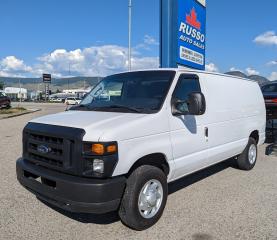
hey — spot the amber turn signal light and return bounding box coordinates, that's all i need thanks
[107,144,117,153]
[91,144,105,155]
[85,142,117,155]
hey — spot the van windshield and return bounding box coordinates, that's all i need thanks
[73,71,176,114]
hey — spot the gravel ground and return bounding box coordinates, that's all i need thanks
[0,102,277,240]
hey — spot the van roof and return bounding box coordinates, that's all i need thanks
[116,68,257,83]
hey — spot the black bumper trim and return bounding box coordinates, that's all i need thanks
[16,158,126,214]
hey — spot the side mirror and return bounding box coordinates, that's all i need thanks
[172,92,206,116]
[172,99,188,116]
[187,92,206,115]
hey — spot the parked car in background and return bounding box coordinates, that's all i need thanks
[261,82,277,141]
[65,97,81,105]
[261,82,277,114]
[50,97,63,103]
[0,91,11,109]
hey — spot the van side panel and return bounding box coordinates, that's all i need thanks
[199,73,266,163]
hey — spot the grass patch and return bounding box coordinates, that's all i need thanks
[0,107,27,115]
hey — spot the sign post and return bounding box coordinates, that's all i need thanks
[160,0,206,70]
[43,74,51,102]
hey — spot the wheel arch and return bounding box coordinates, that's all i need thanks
[127,153,170,177]
[250,130,259,144]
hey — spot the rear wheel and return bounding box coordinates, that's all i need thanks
[236,137,257,170]
[119,165,168,231]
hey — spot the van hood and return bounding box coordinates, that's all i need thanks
[30,110,167,142]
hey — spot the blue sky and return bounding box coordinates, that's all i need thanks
[0,0,277,79]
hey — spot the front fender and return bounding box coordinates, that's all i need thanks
[112,132,175,182]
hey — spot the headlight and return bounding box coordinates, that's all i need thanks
[93,159,104,174]
[83,142,118,178]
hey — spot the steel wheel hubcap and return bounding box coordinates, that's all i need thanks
[248,144,257,164]
[138,179,163,219]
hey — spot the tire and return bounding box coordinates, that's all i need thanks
[236,137,257,170]
[119,165,168,231]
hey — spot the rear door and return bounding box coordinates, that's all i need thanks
[168,74,210,180]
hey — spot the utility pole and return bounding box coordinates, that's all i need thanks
[128,0,132,71]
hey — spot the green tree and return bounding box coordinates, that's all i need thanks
[0,81,4,90]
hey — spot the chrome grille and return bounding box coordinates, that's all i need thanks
[26,133,65,168]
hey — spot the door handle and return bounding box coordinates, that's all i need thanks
[204,127,209,138]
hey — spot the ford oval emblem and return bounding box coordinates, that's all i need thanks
[37,145,51,154]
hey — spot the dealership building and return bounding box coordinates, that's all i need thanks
[4,87,28,100]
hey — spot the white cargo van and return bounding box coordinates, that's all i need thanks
[17,69,266,230]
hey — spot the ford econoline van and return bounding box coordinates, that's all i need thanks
[17,69,266,230]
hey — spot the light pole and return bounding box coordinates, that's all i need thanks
[68,63,71,90]
[128,0,132,71]
[37,80,41,101]
[18,79,22,108]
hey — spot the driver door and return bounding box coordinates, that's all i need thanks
[169,74,210,180]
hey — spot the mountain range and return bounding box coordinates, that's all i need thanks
[225,71,270,85]
[0,71,274,92]
[0,76,103,92]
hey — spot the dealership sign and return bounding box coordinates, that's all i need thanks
[160,0,206,70]
[177,0,206,69]
[43,74,52,83]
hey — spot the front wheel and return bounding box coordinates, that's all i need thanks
[119,165,168,231]
[236,137,257,170]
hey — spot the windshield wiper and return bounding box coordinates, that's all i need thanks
[71,104,144,113]
[106,105,144,113]
[70,104,92,111]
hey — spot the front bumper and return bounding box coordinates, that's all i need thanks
[16,158,126,214]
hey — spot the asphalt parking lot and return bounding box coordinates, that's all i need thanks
[0,102,277,240]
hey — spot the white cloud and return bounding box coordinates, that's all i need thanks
[245,67,260,76]
[254,31,277,46]
[0,44,159,78]
[0,56,32,72]
[0,71,15,77]
[229,67,260,76]
[205,63,219,72]
[143,35,159,46]
[267,60,277,66]
[131,56,159,70]
[269,72,277,81]
[229,67,243,72]
[135,35,159,51]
